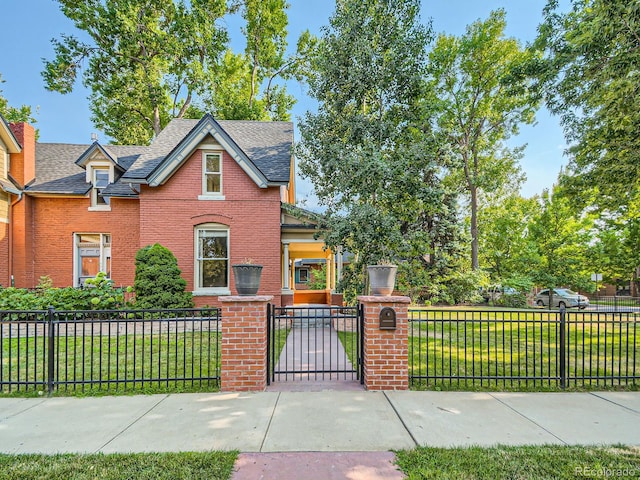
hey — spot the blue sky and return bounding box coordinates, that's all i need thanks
[1,0,568,202]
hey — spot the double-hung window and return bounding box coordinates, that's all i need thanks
[195,225,229,293]
[91,167,110,208]
[200,151,224,200]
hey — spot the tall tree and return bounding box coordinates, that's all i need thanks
[42,0,311,144]
[535,0,640,211]
[297,0,458,299]
[428,10,539,270]
[478,193,539,282]
[528,183,594,291]
[0,73,37,125]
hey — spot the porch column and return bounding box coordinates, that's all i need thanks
[337,247,343,288]
[358,295,410,391]
[282,242,291,290]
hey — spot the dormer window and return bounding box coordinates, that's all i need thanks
[91,166,111,209]
[199,151,225,200]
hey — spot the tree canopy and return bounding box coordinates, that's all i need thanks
[428,9,539,270]
[0,73,37,125]
[535,0,640,211]
[42,0,314,144]
[297,0,466,300]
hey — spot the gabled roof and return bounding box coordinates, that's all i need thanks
[75,142,127,174]
[27,144,145,195]
[123,114,293,187]
[0,114,21,153]
[26,115,293,197]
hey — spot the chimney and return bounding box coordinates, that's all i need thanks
[8,122,36,187]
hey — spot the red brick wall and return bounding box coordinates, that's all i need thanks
[139,148,282,306]
[28,197,139,288]
[10,195,33,288]
[219,296,271,391]
[359,296,410,391]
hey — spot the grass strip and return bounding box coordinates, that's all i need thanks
[0,451,237,480]
[395,445,640,479]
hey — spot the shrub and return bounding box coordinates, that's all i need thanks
[133,243,194,309]
[0,272,129,311]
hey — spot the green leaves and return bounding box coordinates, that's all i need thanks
[133,243,194,310]
[429,9,539,270]
[536,0,640,211]
[43,0,311,143]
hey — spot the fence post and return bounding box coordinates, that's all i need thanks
[358,295,411,391]
[47,306,55,396]
[218,295,272,392]
[559,305,566,389]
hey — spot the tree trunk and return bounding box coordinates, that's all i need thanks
[471,184,479,270]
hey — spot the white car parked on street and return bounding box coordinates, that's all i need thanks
[535,288,589,309]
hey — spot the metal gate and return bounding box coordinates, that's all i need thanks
[266,304,363,385]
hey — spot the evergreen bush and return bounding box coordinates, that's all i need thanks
[133,243,194,309]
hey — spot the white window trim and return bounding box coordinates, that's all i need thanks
[73,233,112,287]
[88,164,112,211]
[194,224,230,295]
[199,150,225,200]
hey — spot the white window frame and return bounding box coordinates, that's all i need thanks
[89,165,112,211]
[194,224,230,295]
[73,233,111,287]
[198,151,225,200]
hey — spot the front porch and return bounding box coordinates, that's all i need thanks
[280,204,344,306]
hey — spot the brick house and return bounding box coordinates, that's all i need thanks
[0,113,341,307]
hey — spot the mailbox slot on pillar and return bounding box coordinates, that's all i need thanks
[379,307,396,330]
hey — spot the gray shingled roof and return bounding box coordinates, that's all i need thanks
[27,116,292,195]
[29,144,145,195]
[123,116,293,183]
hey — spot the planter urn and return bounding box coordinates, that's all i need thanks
[367,265,398,296]
[232,264,263,295]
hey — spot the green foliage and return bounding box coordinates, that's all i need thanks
[0,73,37,125]
[428,9,539,270]
[306,264,327,290]
[298,0,466,299]
[133,244,194,309]
[478,193,540,280]
[535,0,640,212]
[0,272,128,310]
[527,183,595,292]
[42,1,315,143]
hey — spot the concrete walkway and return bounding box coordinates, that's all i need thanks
[1,391,639,478]
[1,392,639,452]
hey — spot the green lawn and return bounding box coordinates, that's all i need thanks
[395,445,640,479]
[2,446,638,479]
[2,332,221,396]
[337,308,639,392]
[0,452,238,480]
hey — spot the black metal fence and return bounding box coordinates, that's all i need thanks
[1,307,220,394]
[409,308,639,390]
[590,295,640,312]
[267,305,361,384]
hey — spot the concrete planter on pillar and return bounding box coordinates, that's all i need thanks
[367,265,397,296]
[232,264,263,295]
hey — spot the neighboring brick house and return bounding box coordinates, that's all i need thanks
[0,115,23,287]
[1,113,319,306]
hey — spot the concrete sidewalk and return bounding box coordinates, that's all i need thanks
[1,391,639,455]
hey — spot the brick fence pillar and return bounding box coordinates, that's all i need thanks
[358,295,411,391]
[219,295,272,392]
